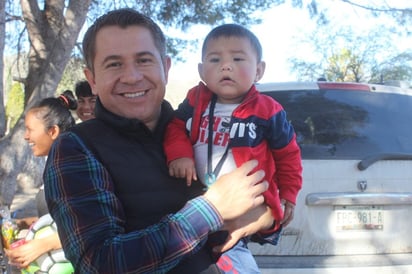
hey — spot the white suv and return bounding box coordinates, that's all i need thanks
[252,81,412,274]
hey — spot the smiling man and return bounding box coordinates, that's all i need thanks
[43,8,273,274]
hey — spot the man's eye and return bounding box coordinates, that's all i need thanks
[107,62,121,68]
[138,58,153,65]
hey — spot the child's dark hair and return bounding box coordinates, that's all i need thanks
[32,90,77,132]
[201,24,262,62]
[75,80,93,98]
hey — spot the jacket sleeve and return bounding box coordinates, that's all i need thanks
[272,134,303,204]
[163,97,196,165]
[263,99,302,205]
[44,132,223,273]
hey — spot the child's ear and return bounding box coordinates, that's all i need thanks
[198,63,205,81]
[255,61,266,82]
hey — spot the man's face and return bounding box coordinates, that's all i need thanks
[85,25,171,129]
[76,95,96,121]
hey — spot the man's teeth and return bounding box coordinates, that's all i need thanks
[124,91,145,98]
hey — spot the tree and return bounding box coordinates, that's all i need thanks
[0,0,91,206]
[0,0,282,207]
[307,0,412,34]
[5,82,23,130]
[0,0,5,137]
[288,25,412,83]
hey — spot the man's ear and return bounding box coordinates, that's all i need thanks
[255,61,266,82]
[163,55,172,84]
[84,68,98,96]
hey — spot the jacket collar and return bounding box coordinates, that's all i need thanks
[94,97,174,141]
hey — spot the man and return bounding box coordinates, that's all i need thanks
[44,8,273,273]
[74,80,96,121]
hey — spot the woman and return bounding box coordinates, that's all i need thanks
[5,90,77,270]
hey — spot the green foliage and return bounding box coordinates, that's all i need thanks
[57,57,86,95]
[326,49,365,82]
[5,82,24,130]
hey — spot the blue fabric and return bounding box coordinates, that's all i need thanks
[218,239,260,274]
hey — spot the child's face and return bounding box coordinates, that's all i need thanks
[198,36,265,104]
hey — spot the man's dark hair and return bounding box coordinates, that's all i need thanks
[82,8,167,72]
[201,24,263,62]
[75,80,93,98]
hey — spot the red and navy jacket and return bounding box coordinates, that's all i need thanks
[164,82,302,229]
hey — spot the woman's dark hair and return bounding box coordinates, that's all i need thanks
[31,90,77,133]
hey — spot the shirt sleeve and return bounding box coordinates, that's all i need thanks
[163,97,196,164]
[44,132,223,274]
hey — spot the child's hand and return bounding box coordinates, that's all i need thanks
[280,199,295,227]
[168,158,197,186]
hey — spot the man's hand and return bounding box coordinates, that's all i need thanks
[204,160,268,221]
[168,158,197,186]
[213,204,273,253]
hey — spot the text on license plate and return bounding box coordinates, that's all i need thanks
[335,205,383,231]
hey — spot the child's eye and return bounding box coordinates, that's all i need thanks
[209,57,219,63]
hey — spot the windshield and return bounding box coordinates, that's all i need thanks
[264,89,412,159]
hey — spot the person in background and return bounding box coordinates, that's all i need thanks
[44,8,273,273]
[74,80,96,121]
[5,90,77,269]
[163,24,303,273]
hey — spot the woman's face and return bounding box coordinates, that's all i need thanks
[24,110,56,157]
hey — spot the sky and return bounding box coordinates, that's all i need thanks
[165,0,412,106]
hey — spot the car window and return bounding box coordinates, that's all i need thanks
[263,89,412,159]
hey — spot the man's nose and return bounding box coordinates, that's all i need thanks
[121,65,144,83]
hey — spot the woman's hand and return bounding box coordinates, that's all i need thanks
[5,233,61,269]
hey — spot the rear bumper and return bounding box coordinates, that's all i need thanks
[256,254,412,274]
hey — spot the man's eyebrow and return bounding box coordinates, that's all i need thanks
[136,51,156,58]
[100,51,157,65]
[101,54,121,66]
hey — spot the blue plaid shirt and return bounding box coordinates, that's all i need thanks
[44,131,223,274]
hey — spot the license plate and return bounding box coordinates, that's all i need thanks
[335,205,384,231]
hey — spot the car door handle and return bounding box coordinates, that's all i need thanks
[306,192,412,206]
[357,153,412,170]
